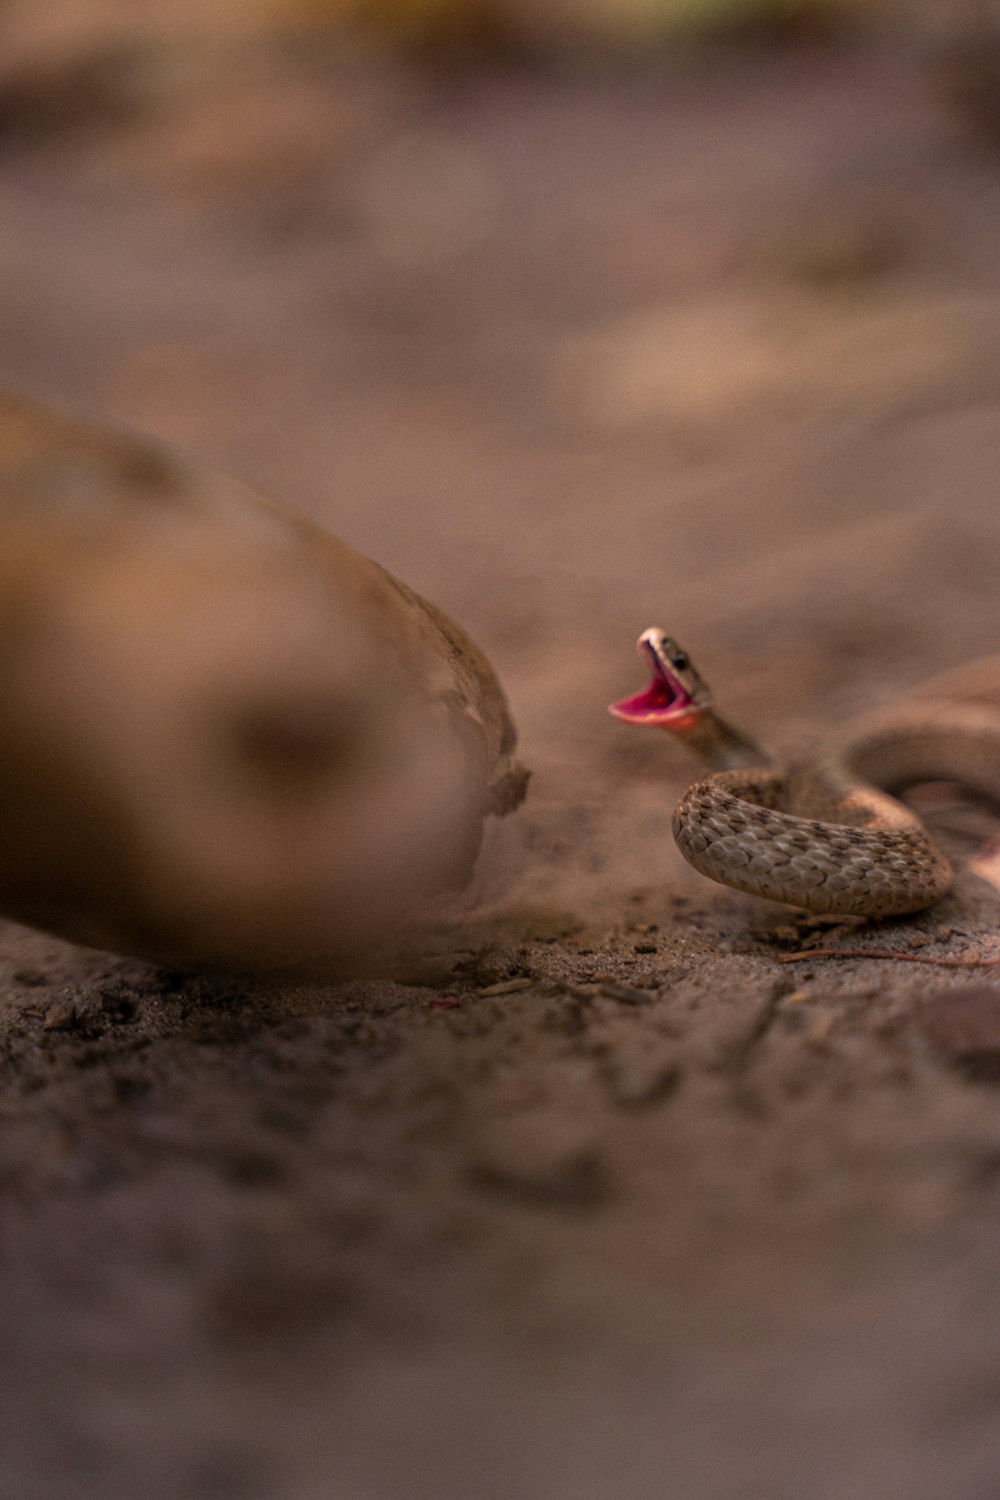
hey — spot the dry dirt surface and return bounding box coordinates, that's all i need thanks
[5,23,1000,1500]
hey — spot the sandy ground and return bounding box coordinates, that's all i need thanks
[4,24,1000,1499]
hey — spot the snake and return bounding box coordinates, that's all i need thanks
[609,629,1000,918]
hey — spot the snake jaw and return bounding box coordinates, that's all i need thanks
[609,628,707,727]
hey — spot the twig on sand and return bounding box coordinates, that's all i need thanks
[777,948,1000,967]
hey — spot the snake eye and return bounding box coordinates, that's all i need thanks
[671,650,689,671]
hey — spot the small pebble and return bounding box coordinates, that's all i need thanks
[477,977,534,997]
[42,1000,77,1031]
[806,1011,835,1048]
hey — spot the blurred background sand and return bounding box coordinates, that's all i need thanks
[4,2,1000,1497]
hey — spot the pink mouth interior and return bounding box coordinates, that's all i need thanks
[609,650,693,725]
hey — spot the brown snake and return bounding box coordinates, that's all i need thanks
[610,630,1000,919]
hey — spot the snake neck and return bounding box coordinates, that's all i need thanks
[673,708,775,774]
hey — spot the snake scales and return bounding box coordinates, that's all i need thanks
[610,631,1000,918]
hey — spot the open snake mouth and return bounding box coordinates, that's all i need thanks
[609,634,695,725]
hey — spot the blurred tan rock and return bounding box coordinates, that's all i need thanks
[555,290,982,433]
[0,389,528,972]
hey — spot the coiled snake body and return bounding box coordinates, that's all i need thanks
[610,631,1000,918]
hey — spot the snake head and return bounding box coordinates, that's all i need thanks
[609,628,711,726]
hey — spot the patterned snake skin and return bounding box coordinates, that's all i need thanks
[673,767,953,919]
